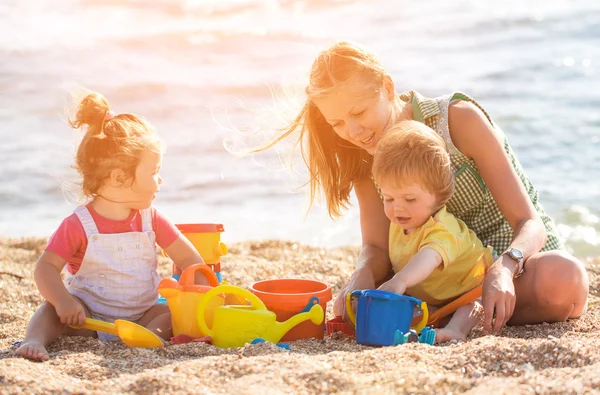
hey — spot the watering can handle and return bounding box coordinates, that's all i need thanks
[179,263,220,287]
[197,285,268,336]
[412,301,429,333]
[345,293,357,326]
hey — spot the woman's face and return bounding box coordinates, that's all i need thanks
[313,76,397,154]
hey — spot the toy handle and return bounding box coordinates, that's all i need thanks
[345,291,362,326]
[72,318,118,335]
[197,285,268,336]
[216,242,228,257]
[412,301,429,333]
[179,263,219,287]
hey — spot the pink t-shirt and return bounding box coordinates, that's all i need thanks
[46,204,180,275]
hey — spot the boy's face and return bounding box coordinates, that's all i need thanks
[380,182,438,234]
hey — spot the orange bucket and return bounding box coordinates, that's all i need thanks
[248,279,332,341]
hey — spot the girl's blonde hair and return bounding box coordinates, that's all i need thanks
[69,92,163,198]
[372,120,454,208]
[255,41,391,219]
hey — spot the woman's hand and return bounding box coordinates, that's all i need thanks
[482,260,516,333]
[332,267,376,322]
[55,296,87,327]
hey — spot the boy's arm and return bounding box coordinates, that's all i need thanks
[378,248,443,294]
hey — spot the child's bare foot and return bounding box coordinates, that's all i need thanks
[434,328,467,344]
[15,340,49,361]
[434,300,483,344]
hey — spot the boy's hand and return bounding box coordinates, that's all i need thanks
[55,296,87,326]
[377,275,407,295]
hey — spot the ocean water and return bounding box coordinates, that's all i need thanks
[1,0,599,258]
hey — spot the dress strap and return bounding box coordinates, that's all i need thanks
[408,90,459,156]
[140,208,153,232]
[74,205,99,238]
[411,91,441,130]
[434,94,461,156]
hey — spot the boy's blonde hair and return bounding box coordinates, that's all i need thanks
[254,41,390,219]
[69,92,163,198]
[372,120,454,208]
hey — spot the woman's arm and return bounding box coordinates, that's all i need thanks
[448,100,547,332]
[332,177,392,318]
[354,177,393,283]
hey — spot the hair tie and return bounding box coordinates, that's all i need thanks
[105,110,115,121]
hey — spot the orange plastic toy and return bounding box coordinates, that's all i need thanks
[158,263,222,338]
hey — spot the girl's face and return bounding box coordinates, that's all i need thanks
[122,151,163,210]
[380,181,438,234]
[312,76,399,154]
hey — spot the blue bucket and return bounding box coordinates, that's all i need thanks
[346,290,428,346]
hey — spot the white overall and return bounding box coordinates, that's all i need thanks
[65,205,161,340]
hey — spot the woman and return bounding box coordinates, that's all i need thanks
[256,41,588,333]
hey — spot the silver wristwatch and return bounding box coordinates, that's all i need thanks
[504,247,525,278]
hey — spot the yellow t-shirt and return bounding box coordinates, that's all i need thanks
[389,206,494,306]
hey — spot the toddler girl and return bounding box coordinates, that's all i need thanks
[16,92,209,361]
[372,120,494,343]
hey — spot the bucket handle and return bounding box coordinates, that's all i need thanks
[216,242,228,257]
[412,301,428,333]
[392,294,429,333]
[345,290,363,326]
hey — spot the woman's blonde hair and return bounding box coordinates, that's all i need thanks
[372,120,454,208]
[254,41,391,219]
[69,92,163,198]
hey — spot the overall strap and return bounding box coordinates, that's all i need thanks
[140,208,153,232]
[74,205,100,238]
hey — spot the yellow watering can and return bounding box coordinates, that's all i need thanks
[158,263,222,338]
[197,285,324,349]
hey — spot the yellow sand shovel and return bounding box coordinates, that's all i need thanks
[72,318,163,348]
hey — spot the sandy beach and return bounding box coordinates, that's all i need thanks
[1,237,599,394]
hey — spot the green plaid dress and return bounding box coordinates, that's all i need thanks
[404,91,563,253]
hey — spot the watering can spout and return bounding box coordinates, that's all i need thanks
[269,304,324,342]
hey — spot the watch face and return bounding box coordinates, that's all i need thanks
[509,248,524,260]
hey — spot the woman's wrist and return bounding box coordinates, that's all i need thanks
[491,254,519,278]
[352,265,373,280]
[357,243,391,282]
